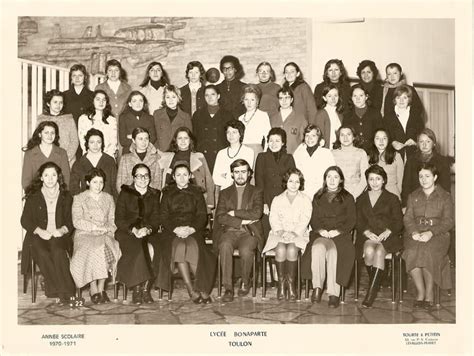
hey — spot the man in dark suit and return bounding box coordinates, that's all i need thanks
[213,159,263,302]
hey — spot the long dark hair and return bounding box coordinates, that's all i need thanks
[332,125,361,150]
[121,91,149,116]
[322,59,348,84]
[43,89,65,115]
[86,90,112,123]
[23,161,68,200]
[282,62,305,90]
[314,165,349,203]
[368,128,396,165]
[23,121,60,151]
[348,84,372,110]
[139,61,170,88]
[168,127,196,153]
[69,63,90,88]
[318,84,344,112]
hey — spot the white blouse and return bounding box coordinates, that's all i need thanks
[212,145,255,189]
[238,109,271,148]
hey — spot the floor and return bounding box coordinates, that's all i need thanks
[17,264,455,325]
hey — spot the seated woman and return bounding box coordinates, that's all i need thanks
[402,163,454,309]
[70,128,117,198]
[262,168,312,301]
[70,168,121,304]
[355,165,403,308]
[159,127,215,209]
[401,128,452,207]
[115,163,161,305]
[20,162,76,305]
[156,163,217,303]
[301,166,356,308]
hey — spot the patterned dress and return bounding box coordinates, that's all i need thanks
[70,191,121,288]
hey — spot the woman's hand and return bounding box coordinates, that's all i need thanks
[132,227,148,239]
[404,138,417,146]
[378,229,392,241]
[318,229,329,238]
[411,232,421,241]
[419,231,433,242]
[282,231,296,242]
[35,228,52,241]
[364,230,379,241]
[327,230,340,238]
[392,141,405,151]
[263,204,270,215]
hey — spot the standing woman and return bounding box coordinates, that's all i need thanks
[116,127,162,193]
[314,84,344,149]
[180,61,206,116]
[381,62,423,119]
[238,84,272,161]
[293,124,335,200]
[139,61,170,115]
[217,55,247,118]
[269,87,307,154]
[212,120,255,198]
[95,59,132,119]
[153,85,193,152]
[157,164,216,303]
[301,166,356,308]
[383,85,424,161]
[77,90,118,158]
[402,163,454,309]
[118,91,157,154]
[356,60,383,112]
[282,62,317,125]
[255,61,281,118]
[355,165,403,308]
[332,126,369,199]
[367,128,404,200]
[343,84,382,153]
[70,168,121,304]
[401,128,451,206]
[192,85,230,172]
[313,59,352,115]
[36,89,79,166]
[262,168,312,301]
[21,162,76,305]
[255,128,296,247]
[115,163,161,304]
[63,63,94,127]
[70,129,117,198]
[22,121,70,190]
[159,127,215,209]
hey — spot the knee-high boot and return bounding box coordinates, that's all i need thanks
[142,279,154,303]
[362,268,383,308]
[275,261,286,300]
[286,261,298,302]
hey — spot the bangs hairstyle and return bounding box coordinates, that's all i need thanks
[364,164,387,190]
[356,60,380,82]
[277,87,294,100]
[84,128,105,152]
[168,126,195,153]
[322,59,348,84]
[224,119,245,144]
[219,55,244,79]
[23,161,67,199]
[256,61,276,82]
[43,89,65,115]
[204,84,220,96]
[318,84,343,112]
[282,168,305,191]
[140,61,170,87]
[416,128,438,154]
[241,84,262,104]
[69,63,89,87]
[123,91,149,115]
[23,121,60,151]
[315,165,349,202]
[302,124,323,145]
[87,89,112,123]
[392,85,413,105]
[185,61,206,83]
[85,168,107,185]
[105,59,127,82]
[367,128,397,165]
[417,162,439,177]
[162,85,183,107]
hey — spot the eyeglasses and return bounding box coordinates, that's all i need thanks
[223,66,235,72]
[134,174,150,180]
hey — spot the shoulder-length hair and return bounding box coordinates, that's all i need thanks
[348,83,372,109]
[121,91,149,115]
[86,89,112,123]
[392,85,413,105]
[105,59,128,82]
[43,89,65,115]
[318,84,343,112]
[256,61,276,82]
[185,61,206,83]
[139,61,170,88]
[162,85,183,108]
[364,164,387,190]
[367,128,396,165]
[314,165,349,203]
[282,167,305,191]
[23,161,67,199]
[322,59,348,84]
[168,126,196,153]
[282,62,305,89]
[356,60,380,82]
[69,63,89,88]
[23,121,60,151]
[224,119,245,144]
[84,128,105,152]
[416,128,439,155]
[302,124,324,145]
[332,125,360,150]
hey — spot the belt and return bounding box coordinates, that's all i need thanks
[416,217,440,226]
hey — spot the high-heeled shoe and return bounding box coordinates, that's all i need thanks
[91,293,102,305]
[101,291,110,304]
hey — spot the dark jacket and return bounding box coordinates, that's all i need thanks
[192,106,231,172]
[355,189,404,258]
[401,152,451,207]
[153,107,193,152]
[119,110,157,154]
[301,190,356,287]
[156,184,216,293]
[63,87,94,125]
[213,183,264,251]
[383,84,423,119]
[20,190,74,274]
[217,79,246,118]
[359,80,383,112]
[254,150,296,207]
[179,84,206,115]
[343,106,382,153]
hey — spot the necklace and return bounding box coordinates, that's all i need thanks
[42,186,59,205]
[242,109,257,124]
[227,144,242,159]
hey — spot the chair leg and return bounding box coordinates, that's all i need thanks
[76,287,82,299]
[305,280,310,300]
[123,283,127,301]
[297,253,301,301]
[168,274,173,301]
[114,282,118,300]
[354,259,359,301]
[398,255,403,303]
[435,284,441,307]
[217,254,222,298]
[391,255,396,303]
[159,288,164,300]
[262,254,267,299]
[340,286,346,304]
[252,254,257,298]
[31,259,36,304]
[23,274,28,294]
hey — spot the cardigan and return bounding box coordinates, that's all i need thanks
[36,113,79,164]
[332,146,369,199]
[95,80,132,118]
[269,109,307,154]
[216,79,246,118]
[139,83,165,115]
[343,106,382,153]
[77,114,118,158]
[63,87,94,124]
[153,107,193,152]
[290,81,317,126]
[256,81,281,118]
[212,145,255,189]
[180,84,206,116]
[22,145,70,190]
[314,108,343,149]
[118,110,157,154]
